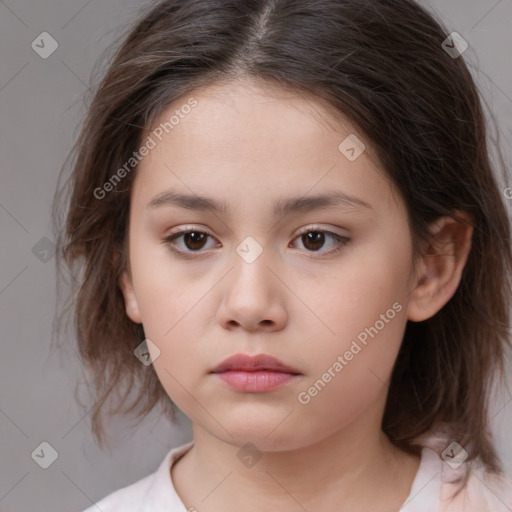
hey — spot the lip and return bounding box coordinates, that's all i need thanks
[210,353,302,392]
[211,353,301,374]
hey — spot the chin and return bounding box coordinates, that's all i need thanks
[208,410,311,452]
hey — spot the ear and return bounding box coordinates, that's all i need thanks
[118,267,143,324]
[407,211,473,322]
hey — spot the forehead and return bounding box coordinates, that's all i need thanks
[131,77,400,218]
[150,77,357,147]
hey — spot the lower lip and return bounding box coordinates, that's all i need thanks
[214,370,299,392]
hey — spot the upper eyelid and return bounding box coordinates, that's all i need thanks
[294,225,346,236]
[166,225,347,240]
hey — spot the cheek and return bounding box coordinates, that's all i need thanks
[305,248,409,340]
[128,245,208,401]
[294,301,407,439]
[141,295,208,418]
[295,238,410,387]
[130,233,191,330]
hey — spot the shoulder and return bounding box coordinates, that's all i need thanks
[439,465,512,512]
[415,429,512,512]
[81,471,155,512]
[81,441,194,512]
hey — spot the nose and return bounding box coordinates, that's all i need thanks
[216,250,288,332]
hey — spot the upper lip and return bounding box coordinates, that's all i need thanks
[211,353,301,374]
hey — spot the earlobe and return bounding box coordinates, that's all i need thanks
[119,269,143,324]
[407,212,473,322]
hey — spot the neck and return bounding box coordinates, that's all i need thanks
[172,398,420,511]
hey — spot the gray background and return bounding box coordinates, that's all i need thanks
[1,1,511,510]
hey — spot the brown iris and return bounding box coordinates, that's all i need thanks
[183,232,208,251]
[301,231,325,251]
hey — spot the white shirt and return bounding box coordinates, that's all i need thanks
[82,434,512,511]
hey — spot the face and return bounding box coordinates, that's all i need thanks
[120,78,420,451]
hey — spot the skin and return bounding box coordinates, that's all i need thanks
[119,77,473,512]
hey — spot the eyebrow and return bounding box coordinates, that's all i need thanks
[147,189,373,217]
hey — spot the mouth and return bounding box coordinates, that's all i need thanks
[210,353,302,393]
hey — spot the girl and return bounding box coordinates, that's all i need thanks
[54,0,512,510]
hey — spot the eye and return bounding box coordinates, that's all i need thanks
[162,226,350,258]
[290,228,350,256]
[163,228,219,257]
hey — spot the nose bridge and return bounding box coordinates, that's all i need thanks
[230,234,275,292]
[215,233,289,331]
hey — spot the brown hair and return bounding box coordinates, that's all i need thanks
[53,0,512,489]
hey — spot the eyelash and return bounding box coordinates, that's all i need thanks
[162,226,350,259]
